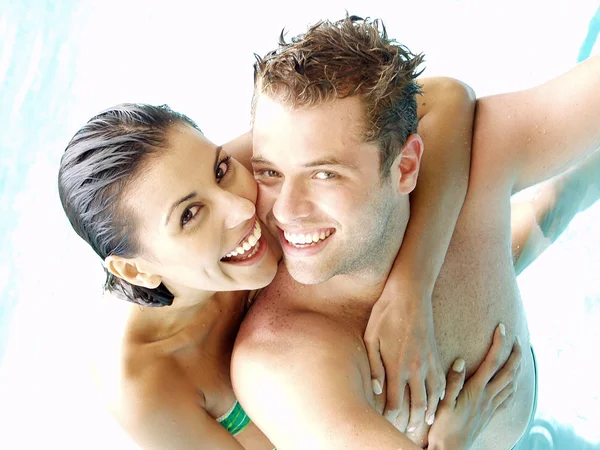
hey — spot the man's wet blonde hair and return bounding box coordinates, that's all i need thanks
[253,15,424,176]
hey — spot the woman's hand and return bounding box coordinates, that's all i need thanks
[427,324,522,450]
[365,282,445,431]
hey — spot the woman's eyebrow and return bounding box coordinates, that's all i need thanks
[165,192,196,226]
[164,146,223,226]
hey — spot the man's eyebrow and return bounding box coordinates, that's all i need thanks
[164,146,222,226]
[250,155,359,171]
[250,155,273,166]
[302,157,359,171]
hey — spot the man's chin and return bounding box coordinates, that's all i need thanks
[284,259,333,285]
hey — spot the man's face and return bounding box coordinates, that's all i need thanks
[252,95,408,284]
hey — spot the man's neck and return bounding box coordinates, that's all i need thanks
[275,250,397,314]
[316,268,389,304]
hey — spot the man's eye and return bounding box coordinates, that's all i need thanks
[181,205,202,226]
[216,156,232,182]
[314,171,336,180]
[256,169,280,178]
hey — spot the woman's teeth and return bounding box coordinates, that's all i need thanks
[224,221,262,259]
[284,229,332,247]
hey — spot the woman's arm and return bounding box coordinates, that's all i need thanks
[473,54,600,195]
[364,77,475,429]
[511,148,600,275]
[114,363,246,450]
[222,131,253,172]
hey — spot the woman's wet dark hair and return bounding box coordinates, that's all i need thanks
[58,103,202,307]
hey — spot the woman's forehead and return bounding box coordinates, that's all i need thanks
[122,127,219,226]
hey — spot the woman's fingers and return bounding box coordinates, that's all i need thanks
[491,381,516,411]
[406,379,427,432]
[365,337,385,397]
[470,324,511,389]
[486,337,522,396]
[442,358,466,407]
[424,366,444,425]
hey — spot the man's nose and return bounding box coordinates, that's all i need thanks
[222,191,256,230]
[272,179,312,224]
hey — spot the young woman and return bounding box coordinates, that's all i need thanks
[58,79,518,449]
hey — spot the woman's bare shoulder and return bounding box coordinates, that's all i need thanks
[89,294,181,410]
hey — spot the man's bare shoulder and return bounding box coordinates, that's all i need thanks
[237,292,350,361]
[231,275,387,448]
[236,270,362,362]
[233,271,370,397]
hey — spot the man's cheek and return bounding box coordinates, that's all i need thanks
[256,185,274,221]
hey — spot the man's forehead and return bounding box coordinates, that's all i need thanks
[254,95,367,132]
[252,95,371,162]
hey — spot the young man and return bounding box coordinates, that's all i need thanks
[232,16,600,449]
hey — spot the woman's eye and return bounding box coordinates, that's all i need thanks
[181,205,201,226]
[314,171,336,180]
[216,156,232,182]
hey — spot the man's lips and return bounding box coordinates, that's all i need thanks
[278,226,335,257]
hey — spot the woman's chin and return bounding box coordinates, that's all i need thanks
[240,253,279,291]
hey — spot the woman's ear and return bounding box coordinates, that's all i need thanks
[390,134,424,195]
[104,255,162,289]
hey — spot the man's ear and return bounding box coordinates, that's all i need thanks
[104,255,162,289]
[390,134,423,195]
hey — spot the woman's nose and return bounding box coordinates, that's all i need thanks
[222,191,256,230]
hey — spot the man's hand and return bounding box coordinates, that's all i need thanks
[427,324,522,450]
[364,281,445,431]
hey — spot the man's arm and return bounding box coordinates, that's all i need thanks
[511,148,600,275]
[232,313,422,450]
[474,54,600,194]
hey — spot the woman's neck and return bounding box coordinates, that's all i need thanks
[128,289,249,350]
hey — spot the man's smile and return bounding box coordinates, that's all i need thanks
[278,226,336,256]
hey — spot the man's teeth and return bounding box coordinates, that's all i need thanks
[284,229,332,246]
[225,222,262,258]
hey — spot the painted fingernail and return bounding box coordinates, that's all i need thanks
[372,379,383,395]
[499,323,506,336]
[426,414,435,425]
[452,359,465,372]
[440,389,445,400]
[407,425,416,432]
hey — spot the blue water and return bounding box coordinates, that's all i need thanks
[1,1,599,448]
[0,1,80,364]
[578,4,600,62]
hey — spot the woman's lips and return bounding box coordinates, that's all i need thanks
[221,234,268,266]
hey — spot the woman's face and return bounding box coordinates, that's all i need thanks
[123,124,278,296]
